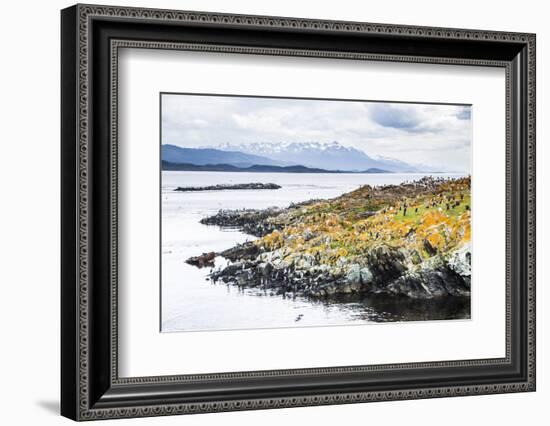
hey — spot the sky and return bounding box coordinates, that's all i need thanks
[161,93,472,172]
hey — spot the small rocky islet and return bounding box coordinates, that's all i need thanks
[174,182,281,192]
[187,176,472,300]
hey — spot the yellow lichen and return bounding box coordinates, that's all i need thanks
[256,177,471,264]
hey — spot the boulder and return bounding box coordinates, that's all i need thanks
[360,267,374,285]
[448,243,471,286]
[185,252,216,268]
[346,264,361,285]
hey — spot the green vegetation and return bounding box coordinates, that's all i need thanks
[255,177,471,266]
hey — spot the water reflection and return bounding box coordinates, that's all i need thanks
[318,294,471,322]
[212,281,470,325]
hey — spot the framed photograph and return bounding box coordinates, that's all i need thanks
[61,4,536,421]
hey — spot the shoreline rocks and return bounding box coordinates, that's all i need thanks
[199,207,286,237]
[208,242,471,299]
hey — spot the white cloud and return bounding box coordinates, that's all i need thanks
[161,94,472,172]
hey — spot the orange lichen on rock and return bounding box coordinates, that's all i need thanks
[255,176,471,264]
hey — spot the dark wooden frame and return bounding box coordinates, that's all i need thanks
[61,4,536,421]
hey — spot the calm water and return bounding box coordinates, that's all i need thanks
[161,171,469,332]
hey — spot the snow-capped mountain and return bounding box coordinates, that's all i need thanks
[217,141,420,172]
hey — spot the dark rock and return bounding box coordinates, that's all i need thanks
[423,238,437,255]
[200,208,285,237]
[219,242,261,262]
[208,243,471,301]
[366,246,406,285]
[383,266,470,299]
[185,252,216,268]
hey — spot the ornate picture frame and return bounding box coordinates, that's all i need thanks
[61,4,535,421]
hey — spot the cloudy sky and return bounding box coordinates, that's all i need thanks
[161,93,472,172]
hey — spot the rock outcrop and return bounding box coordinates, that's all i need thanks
[210,242,471,299]
[185,252,216,268]
[191,176,472,300]
[199,208,285,237]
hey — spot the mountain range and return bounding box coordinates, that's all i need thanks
[216,141,421,172]
[162,161,389,174]
[161,144,290,168]
[161,142,423,173]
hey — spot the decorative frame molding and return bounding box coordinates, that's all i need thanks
[61,4,535,421]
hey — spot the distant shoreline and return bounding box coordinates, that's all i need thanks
[162,160,396,174]
[162,167,457,175]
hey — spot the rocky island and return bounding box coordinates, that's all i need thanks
[175,182,281,192]
[189,176,472,300]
